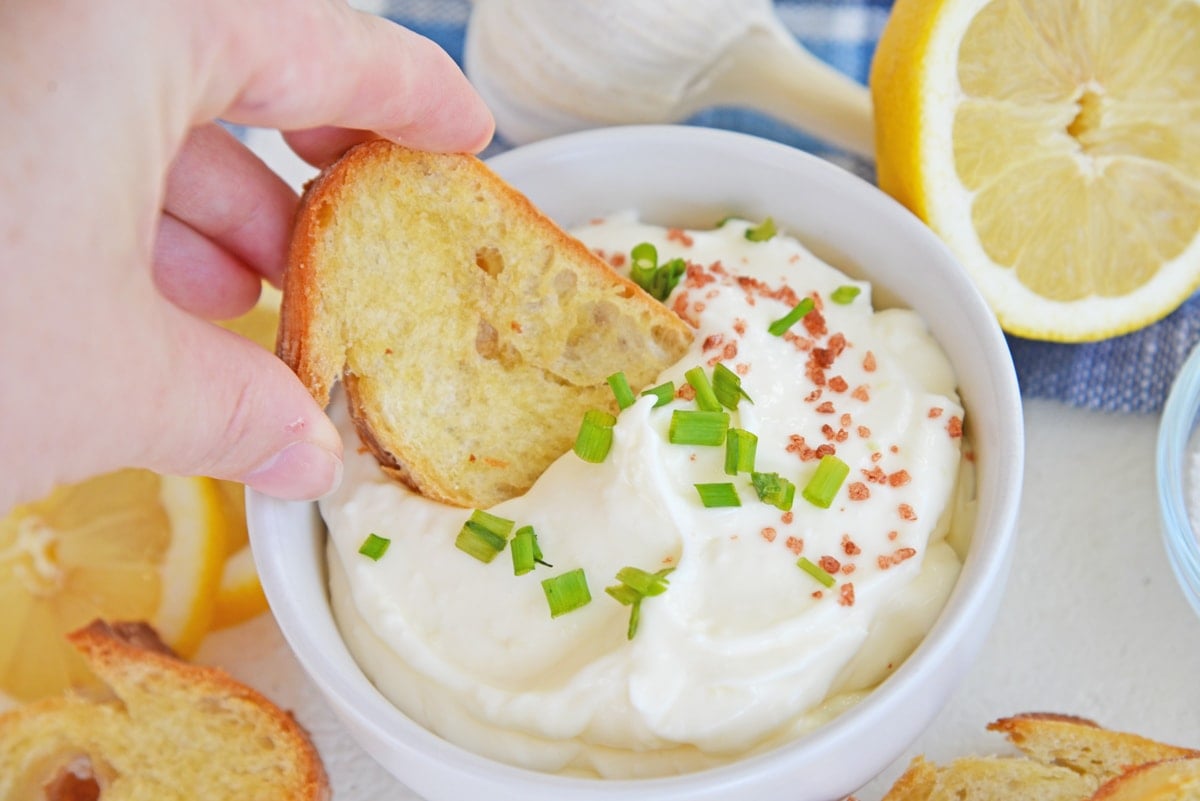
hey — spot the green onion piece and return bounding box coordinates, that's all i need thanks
[768,297,815,336]
[651,257,687,301]
[574,409,617,463]
[715,215,734,227]
[797,556,837,588]
[455,521,508,563]
[685,366,721,412]
[607,371,636,410]
[745,216,777,242]
[626,598,644,640]
[641,381,675,408]
[712,362,753,409]
[510,525,550,575]
[695,482,741,507]
[751,471,796,511]
[358,533,391,561]
[605,583,642,606]
[668,409,729,445]
[724,428,758,476]
[831,285,861,304]
[542,568,592,618]
[614,566,672,597]
[802,454,850,508]
[467,509,515,539]
[630,242,658,288]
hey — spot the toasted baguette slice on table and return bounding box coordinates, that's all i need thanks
[280,140,693,508]
[989,713,1200,784]
[881,713,1200,801]
[0,620,328,801]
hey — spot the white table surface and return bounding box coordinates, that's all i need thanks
[197,132,1200,800]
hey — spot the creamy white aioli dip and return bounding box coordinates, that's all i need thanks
[323,215,974,778]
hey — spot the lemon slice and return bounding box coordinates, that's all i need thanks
[210,479,270,629]
[0,470,225,702]
[871,0,1200,342]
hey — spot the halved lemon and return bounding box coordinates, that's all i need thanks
[871,0,1200,342]
[0,471,225,702]
[210,479,270,629]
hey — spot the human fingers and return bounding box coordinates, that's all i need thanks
[140,310,343,500]
[163,123,298,286]
[207,0,493,154]
[152,213,263,321]
[282,126,377,170]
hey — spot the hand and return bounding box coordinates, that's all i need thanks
[0,0,493,512]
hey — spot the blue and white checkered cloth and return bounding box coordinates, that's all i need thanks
[364,0,1200,415]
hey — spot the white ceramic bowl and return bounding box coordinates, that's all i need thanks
[248,125,1024,801]
[1157,340,1200,619]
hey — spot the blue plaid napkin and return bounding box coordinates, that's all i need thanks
[366,0,1200,415]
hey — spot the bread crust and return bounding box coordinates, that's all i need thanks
[0,619,329,801]
[280,139,693,508]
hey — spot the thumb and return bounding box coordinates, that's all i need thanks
[144,313,343,501]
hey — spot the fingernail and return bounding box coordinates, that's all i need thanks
[243,441,343,500]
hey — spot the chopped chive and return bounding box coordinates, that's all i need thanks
[605,583,642,606]
[641,381,675,408]
[606,566,674,640]
[724,428,758,475]
[629,244,686,301]
[768,297,815,336]
[751,471,796,511]
[745,216,777,242]
[831,285,861,304]
[630,242,658,288]
[695,482,741,507]
[685,366,721,412]
[542,568,591,618]
[467,509,516,539]
[797,556,837,588]
[712,362,753,409]
[715,215,734,227]
[614,566,672,597]
[668,409,729,445]
[358,533,391,561]
[574,408,617,463]
[511,525,550,575]
[651,257,687,301]
[607,371,636,410]
[802,454,850,508]
[455,521,508,563]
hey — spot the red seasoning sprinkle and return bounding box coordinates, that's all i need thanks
[722,342,738,360]
[781,511,794,524]
[928,407,944,418]
[842,563,856,575]
[834,429,849,443]
[839,583,856,607]
[736,363,750,375]
[841,534,861,556]
[785,536,805,555]
[761,527,777,543]
[806,389,823,403]
[733,318,747,336]
[802,307,828,337]
[851,385,871,402]
[888,469,912,487]
[821,424,837,441]
[898,503,918,521]
[871,451,883,463]
[819,555,841,574]
[702,333,725,352]
[857,425,871,438]
[840,413,852,427]
[828,375,849,392]
[947,416,964,438]
[862,465,887,484]
[847,482,870,500]
[863,351,877,372]
[887,530,899,540]
[815,401,836,414]
[815,443,837,458]
[666,228,694,247]
[677,383,697,401]
[812,590,824,599]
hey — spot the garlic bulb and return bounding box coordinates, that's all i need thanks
[464,0,874,157]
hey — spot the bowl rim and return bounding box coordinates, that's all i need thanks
[1157,339,1200,618]
[250,124,1026,800]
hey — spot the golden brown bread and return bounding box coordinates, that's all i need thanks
[880,713,1198,801]
[280,140,693,508]
[0,620,328,801]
